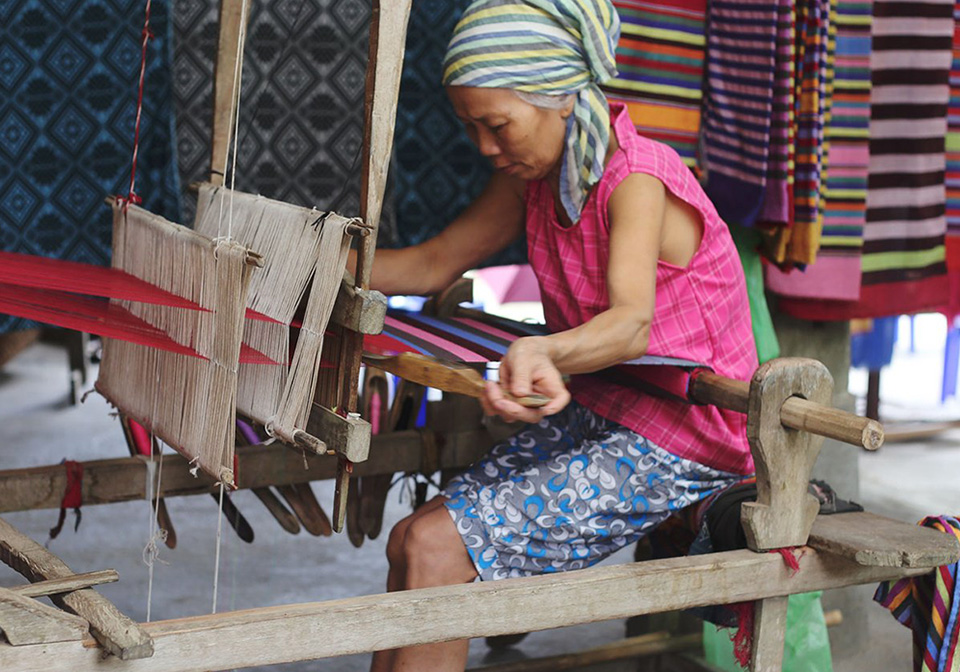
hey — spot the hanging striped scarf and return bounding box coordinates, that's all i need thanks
[700,0,780,227]
[778,0,952,319]
[765,0,874,301]
[947,0,960,319]
[874,516,960,672]
[602,0,708,168]
[442,0,621,224]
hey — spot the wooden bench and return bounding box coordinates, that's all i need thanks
[2,352,957,671]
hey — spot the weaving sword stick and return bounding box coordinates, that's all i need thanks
[96,202,255,485]
[195,184,354,446]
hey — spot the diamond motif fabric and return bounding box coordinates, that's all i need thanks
[0,0,181,334]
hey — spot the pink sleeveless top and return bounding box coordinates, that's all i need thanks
[525,102,757,475]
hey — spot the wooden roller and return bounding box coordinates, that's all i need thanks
[689,370,883,451]
[363,351,881,450]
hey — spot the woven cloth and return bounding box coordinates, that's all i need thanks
[874,516,960,672]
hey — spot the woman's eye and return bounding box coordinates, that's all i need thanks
[492,123,507,134]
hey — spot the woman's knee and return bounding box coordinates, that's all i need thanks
[402,507,476,586]
[385,496,448,569]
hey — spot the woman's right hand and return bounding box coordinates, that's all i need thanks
[480,337,571,424]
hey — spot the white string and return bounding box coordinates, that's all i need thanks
[212,482,226,614]
[227,0,249,242]
[142,447,167,622]
[143,362,166,623]
[216,0,250,243]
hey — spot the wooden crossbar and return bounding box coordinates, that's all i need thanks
[0,548,935,672]
[0,518,152,660]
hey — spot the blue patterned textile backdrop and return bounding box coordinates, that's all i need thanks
[171,0,397,240]
[0,0,181,334]
[392,0,526,265]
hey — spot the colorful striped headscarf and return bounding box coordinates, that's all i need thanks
[442,0,620,224]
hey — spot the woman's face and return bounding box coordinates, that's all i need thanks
[447,86,572,181]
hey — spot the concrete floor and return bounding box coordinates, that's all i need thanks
[1,338,957,671]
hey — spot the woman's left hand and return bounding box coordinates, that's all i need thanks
[482,337,571,424]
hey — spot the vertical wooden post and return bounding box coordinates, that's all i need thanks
[354,0,413,287]
[750,596,789,672]
[210,0,252,186]
[742,358,833,551]
[329,0,413,532]
[742,358,834,670]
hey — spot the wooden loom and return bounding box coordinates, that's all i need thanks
[2,3,960,672]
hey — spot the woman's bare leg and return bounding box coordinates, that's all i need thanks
[391,501,477,671]
[370,496,468,672]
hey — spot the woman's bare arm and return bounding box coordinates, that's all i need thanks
[487,173,665,422]
[348,172,526,296]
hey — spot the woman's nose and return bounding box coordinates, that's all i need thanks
[475,128,501,157]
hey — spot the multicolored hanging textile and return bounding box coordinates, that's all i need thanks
[700,0,779,227]
[874,516,960,672]
[756,0,796,230]
[778,0,953,319]
[0,0,181,335]
[764,0,832,264]
[947,0,960,319]
[765,0,873,300]
[602,0,708,168]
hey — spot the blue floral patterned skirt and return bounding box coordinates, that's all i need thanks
[442,400,740,581]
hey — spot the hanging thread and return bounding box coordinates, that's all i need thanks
[212,483,226,614]
[124,0,154,209]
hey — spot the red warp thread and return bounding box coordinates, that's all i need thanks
[0,251,205,310]
[61,461,83,509]
[0,283,282,364]
[730,602,755,668]
[774,546,801,574]
[125,0,154,207]
[49,461,84,540]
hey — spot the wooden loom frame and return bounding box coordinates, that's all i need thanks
[2,2,960,671]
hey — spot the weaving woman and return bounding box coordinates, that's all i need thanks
[354,1,758,669]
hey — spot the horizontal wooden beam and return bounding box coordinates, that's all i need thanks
[0,517,152,660]
[9,570,119,599]
[0,428,491,514]
[0,548,931,671]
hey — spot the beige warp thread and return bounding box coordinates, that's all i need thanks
[195,184,354,445]
[96,202,254,485]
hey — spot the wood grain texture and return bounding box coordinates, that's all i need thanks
[0,548,932,672]
[355,0,413,286]
[9,570,119,599]
[0,429,492,514]
[0,587,89,646]
[743,358,833,551]
[750,596,788,672]
[209,0,251,186]
[809,511,960,567]
[0,517,152,659]
[691,370,882,450]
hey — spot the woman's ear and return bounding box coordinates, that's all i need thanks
[560,94,576,119]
